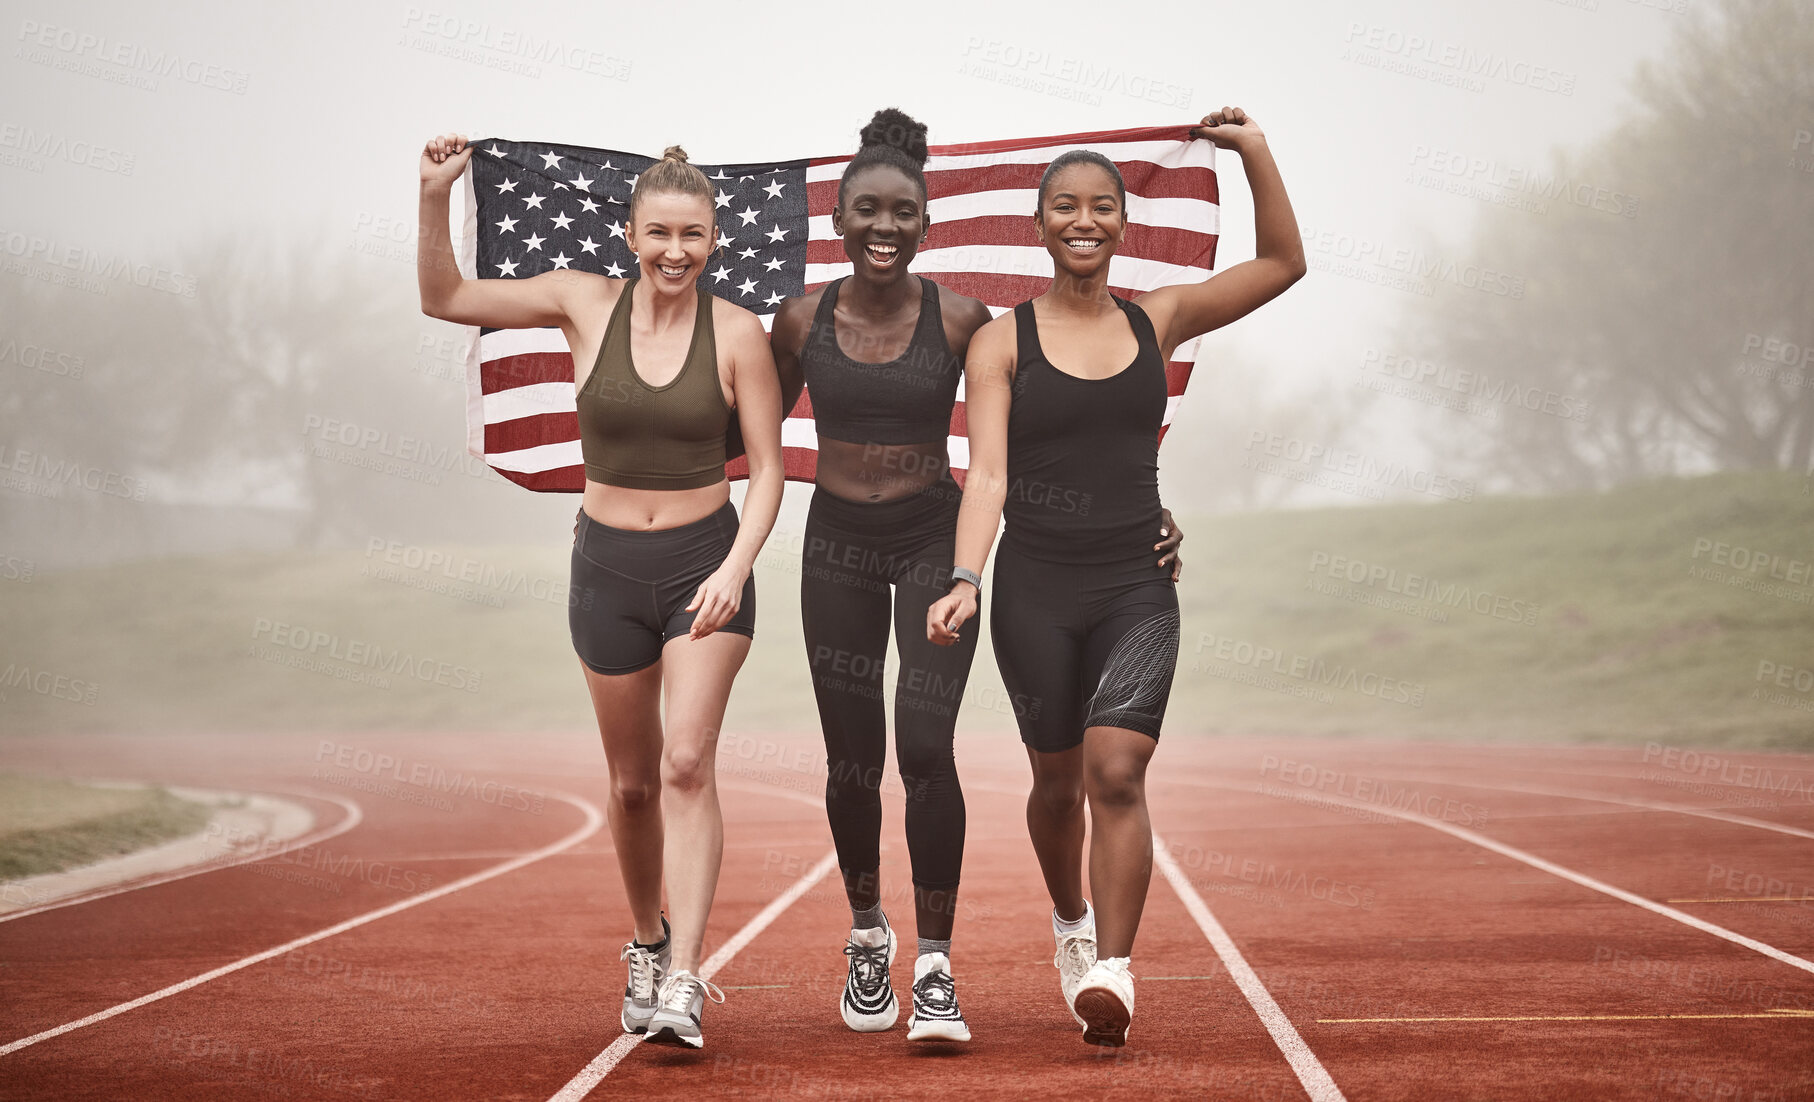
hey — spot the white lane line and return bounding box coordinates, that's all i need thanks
[0,792,365,924]
[1184,778,1814,979]
[0,791,603,1057]
[1373,775,1814,842]
[549,848,840,1101]
[1154,835,1347,1102]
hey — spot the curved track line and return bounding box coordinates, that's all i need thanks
[0,791,603,1057]
[1153,835,1347,1102]
[1179,778,1814,979]
[548,848,840,1101]
[0,790,365,924]
[1362,774,1814,842]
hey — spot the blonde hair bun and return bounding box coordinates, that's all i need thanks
[661,145,689,163]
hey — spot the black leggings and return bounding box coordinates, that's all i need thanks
[800,472,976,895]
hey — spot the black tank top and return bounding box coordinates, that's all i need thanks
[577,279,731,490]
[800,276,962,446]
[1002,297,1167,564]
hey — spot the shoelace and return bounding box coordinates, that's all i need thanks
[844,939,892,1001]
[912,969,960,1018]
[620,942,661,1002]
[1055,931,1095,975]
[658,970,726,1013]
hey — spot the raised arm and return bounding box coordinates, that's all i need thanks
[417,132,598,328]
[927,312,1016,646]
[1139,107,1306,359]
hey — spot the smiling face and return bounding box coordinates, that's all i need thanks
[1035,162,1126,278]
[625,191,716,293]
[834,164,928,280]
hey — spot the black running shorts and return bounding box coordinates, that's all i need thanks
[568,500,756,675]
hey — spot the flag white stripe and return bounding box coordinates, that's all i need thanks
[805,139,1214,182]
[479,325,567,359]
[484,382,577,423]
[781,418,816,449]
[947,435,970,469]
[486,439,583,474]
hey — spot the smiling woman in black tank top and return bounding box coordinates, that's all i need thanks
[928,106,1306,1048]
[418,135,785,1051]
[771,109,1035,1044]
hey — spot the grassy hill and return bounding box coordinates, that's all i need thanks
[2,471,1809,748]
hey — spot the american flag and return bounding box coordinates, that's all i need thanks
[457,126,1218,491]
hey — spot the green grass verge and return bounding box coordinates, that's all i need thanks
[0,775,215,879]
[1,470,1808,748]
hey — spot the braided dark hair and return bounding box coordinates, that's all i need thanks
[1036,149,1126,214]
[838,108,929,207]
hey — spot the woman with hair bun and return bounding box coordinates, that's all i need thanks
[928,106,1302,1047]
[774,110,1186,1043]
[419,135,785,1051]
[771,109,984,1043]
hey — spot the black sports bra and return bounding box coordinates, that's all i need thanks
[799,276,962,446]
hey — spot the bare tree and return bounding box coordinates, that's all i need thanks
[1409,0,1814,490]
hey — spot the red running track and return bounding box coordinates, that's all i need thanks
[2,732,1813,1100]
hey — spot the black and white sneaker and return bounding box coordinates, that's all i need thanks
[905,952,970,1042]
[619,916,671,1034]
[840,915,898,1031]
[644,969,724,1049]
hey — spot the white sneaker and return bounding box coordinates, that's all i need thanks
[1073,959,1135,1047]
[618,916,671,1034]
[840,916,898,1031]
[905,953,970,1042]
[1052,908,1097,1027]
[644,970,724,1049]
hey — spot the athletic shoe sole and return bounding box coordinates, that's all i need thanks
[643,1023,702,1049]
[1073,986,1131,1047]
[906,1018,971,1042]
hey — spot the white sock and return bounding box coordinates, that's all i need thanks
[1053,900,1093,935]
[1101,955,1132,972]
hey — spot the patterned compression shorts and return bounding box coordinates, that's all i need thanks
[988,541,1180,753]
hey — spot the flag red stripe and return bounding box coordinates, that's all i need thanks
[483,410,580,455]
[496,464,586,493]
[479,350,572,394]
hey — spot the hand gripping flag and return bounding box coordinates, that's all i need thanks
[457,126,1218,491]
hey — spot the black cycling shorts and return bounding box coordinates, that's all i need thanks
[989,542,1179,753]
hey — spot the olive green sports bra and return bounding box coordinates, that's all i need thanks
[577,279,731,490]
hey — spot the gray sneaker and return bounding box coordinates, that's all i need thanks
[619,917,671,1034]
[644,970,725,1049]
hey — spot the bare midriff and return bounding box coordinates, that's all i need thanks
[581,479,730,530]
[814,438,949,503]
